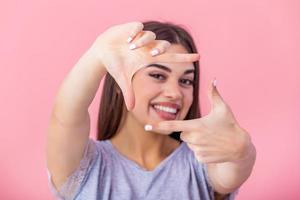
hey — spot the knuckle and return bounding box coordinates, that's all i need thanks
[165,41,172,48]
[134,22,144,30]
[146,31,156,40]
[161,40,171,48]
[156,40,170,48]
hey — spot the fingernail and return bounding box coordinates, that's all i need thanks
[150,49,159,56]
[127,36,133,43]
[144,124,152,131]
[129,44,137,50]
[213,78,217,87]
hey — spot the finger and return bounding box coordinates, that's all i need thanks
[116,74,135,110]
[207,79,237,119]
[181,131,210,145]
[150,40,171,56]
[155,53,200,63]
[208,78,226,109]
[194,151,221,164]
[129,31,156,50]
[196,154,231,164]
[147,119,199,133]
[127,22,144,43]
[190,144,225,155]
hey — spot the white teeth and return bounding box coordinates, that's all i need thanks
[153,105,177,114]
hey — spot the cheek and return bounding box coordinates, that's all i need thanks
[133,75,159,94]
[183,89,194,111]
[184,89,193,106]
[132,82,161,115]
[134,83,160,103]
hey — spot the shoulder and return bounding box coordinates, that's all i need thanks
[47,138,106,200]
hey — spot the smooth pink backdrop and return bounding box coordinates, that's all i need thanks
[1,0,299,199]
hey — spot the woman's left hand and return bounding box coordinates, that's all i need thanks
[147,79,253,164]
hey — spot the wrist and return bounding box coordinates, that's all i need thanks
[84,47,107,76]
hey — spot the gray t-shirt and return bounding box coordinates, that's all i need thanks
[47,138,238,200]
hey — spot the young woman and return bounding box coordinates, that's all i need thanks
[46,21,256,200]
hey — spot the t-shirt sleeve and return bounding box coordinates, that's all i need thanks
[203,164,239,200]
[46,138,99,200]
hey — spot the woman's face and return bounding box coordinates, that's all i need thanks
[128,44,195,128]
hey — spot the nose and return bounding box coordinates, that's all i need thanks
[162,80,183,100]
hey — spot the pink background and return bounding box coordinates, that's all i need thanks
[1,0,299,199]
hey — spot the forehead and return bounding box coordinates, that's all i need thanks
[166,44,189,54]
[151,44,195,73]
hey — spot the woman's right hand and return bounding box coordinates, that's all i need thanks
[88,22,200,110]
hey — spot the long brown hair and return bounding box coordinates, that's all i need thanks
[97,21,201,141]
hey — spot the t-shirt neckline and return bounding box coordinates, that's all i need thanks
[105,139,185,173]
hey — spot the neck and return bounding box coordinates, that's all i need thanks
[110,112,180,168]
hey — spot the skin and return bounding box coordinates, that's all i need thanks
[148,77,256,194]
[46,22,200,191]
[110,44,195,170]
[47,21,254,197]
[46,22,199,189]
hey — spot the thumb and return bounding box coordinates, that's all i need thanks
[123,84,135,111]
[117,74,135,110]
[208,78,225,110]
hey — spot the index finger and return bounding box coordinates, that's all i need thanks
[146,119,198,134]
[154,53,200,63]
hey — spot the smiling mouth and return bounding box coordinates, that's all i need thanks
[150,104,179,120]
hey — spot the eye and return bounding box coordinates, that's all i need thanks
[180,79,194,86]
[149,73,166,80]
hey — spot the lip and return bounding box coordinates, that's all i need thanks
[151,102,181,110]
[150,102,181,120]
[151,105,178,120]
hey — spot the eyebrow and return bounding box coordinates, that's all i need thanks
[146,64,195,75]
